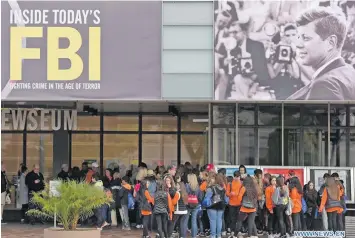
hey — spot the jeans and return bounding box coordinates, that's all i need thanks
[207,209,224,237]
[135,202,142,225]
[327,211,344,232]
[229,205,240,235]
[267,208,278,234]
[95,204,108,227]
[189,208,199,237]
[142,215,151,236]
[119,205,130,228]
[170,213,189,238]
[236,211,257,237]
[155,213,168,238]
[292,212,302,232]
[275,205,287,236]
[306,207,317,230]
[197,209,204,234]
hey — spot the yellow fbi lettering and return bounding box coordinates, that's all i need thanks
[10,27,101,81]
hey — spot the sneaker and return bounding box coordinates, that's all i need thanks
[123,227,131,231]
[198,232,206,237]
[268,234,275,238]
[222,231,227,236]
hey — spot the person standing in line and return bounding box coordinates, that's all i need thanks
[119,176,132,230]
[318,173,330,230]
[272,176,289,238]
[232,176,258,238]
[289,177,303,233]
[318,177,344,232]
[265,176,278,238]
[18,165,29,224]
[226,171,243,238]
[1,162,9,224]
[153,180,171,238]
[139,180,154,238]
[304,181,318,230]
[25,164,45,225]
[203,173,226,238]
[186,173,203,238]
[57,164,70,181]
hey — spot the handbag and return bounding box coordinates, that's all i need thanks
[5,193,11,204]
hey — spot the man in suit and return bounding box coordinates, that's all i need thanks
[215,16,271,100]
[287,6,355,100]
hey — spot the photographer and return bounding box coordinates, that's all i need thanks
[267,23,304,99]
[216,16,272,100]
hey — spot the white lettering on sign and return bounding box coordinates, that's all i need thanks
[1,109,77,131]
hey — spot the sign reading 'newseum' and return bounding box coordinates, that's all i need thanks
[1,1,162,100]
[214,0,355,101]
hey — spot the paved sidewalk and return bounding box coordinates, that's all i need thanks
[1,223,269,238]
[1,223,145,238]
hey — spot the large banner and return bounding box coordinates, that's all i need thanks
[214,0,355,100]
[1,1,162,100]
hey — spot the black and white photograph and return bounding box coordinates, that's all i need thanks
[214,0,355,100]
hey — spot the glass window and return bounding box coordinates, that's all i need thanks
[329,128,347,166]
[330,104,347,127]
[142,135,177,169]
[284,104,301,126]
[303,128,329,166]
[1,134,23,176]
[302,105,328,127]
[181,115,208,131]
[238,104,255,126]
[212,128,235,165]
[350,106,355,127]
[213,104,235,125]
[284,129,301,166]
[238,128,256,165]
[142,116,177,132]
[350,129,355,166]
[104,135,138,174]
[104,116,138,131]
[258,104,281,126]
[258,129,281,165]
[72,134,100,168]
[27,134,53,180]
[181,134,207,166]
[76,116,100,131]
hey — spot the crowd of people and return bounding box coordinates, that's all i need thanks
[214,0,355,100]
[3,161,348,238]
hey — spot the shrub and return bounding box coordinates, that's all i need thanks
[27,180,112,230]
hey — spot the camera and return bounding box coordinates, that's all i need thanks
[239,58,253,74]
[276,45,293,63]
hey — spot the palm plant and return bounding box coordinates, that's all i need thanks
[27,180,112,230]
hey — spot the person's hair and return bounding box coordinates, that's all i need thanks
[72,166,80,173]
[82,162,88,166]
[185,163,193,175]
[307,181,315,191]
[254,169,262,177]
[284,23,297,32]
[276,176,284,187]
[296,6,347,49]
[331,172,339,178]
[136,168,147,181]
[239,165,246,171]
[164,174,175,190]
[122,176,130,183]
[207,172,217,187]
[264,173,271,180]
[326,177,339,200]
[289,177,303,194]
[20,165,28,174]
[215,173,226,187]
[113,172,120,180]
[218,168,226,175]
[323,173,331,179]
[227,17,252,33]
[269,175,277,184]
[179,182,189,205]
[105,168,114,178]
[243,176,258,205]
[233,170,241,178]
[139,162,147,168]
[156,179,165,192]
[200,171,208,181]
[188,173,199,191]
